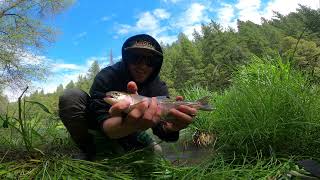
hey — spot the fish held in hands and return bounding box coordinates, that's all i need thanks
[104,91,214,119]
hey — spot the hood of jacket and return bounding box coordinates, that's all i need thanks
[121,34,163,86]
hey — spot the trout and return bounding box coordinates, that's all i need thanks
[103,91,214,119]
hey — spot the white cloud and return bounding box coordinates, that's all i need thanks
[136,12,159,31]
[101,16,111,21]
[216,0,319,29]
[157,34,178,45]
[235,0,262,24]
[51,63,83,72]
[35,57,105,94]
[101,16,110,21]
[3,55,109,101]
[117,24,132,35]
[73,32,87,45]
[262,0,319,20]
[185,3,208,24]
[183,24,202,39]
[116,10,169,43]
[76,32,87,38]
[153,9,170,19]
[236,0,260,10]
[86,56,109,67]
[116,2,210,43]
[217,3,237,29]
[176,3,209,39]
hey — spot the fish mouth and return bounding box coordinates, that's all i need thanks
[105,94,114,98]
[104,93,116,105]
[103,97,116,105]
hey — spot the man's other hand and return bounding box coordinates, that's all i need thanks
[163,96,197,132]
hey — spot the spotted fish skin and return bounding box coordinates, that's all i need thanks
[104,91,214,118]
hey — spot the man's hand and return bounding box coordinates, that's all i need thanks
[125,97,161,131]
[104,81,162,138]
[163,96,197,132]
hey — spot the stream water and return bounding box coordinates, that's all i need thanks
[160,141,215,165]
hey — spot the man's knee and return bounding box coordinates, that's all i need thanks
[59,88,90,121]
[59,89,89,105]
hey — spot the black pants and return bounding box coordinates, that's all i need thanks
[58,89,96,156]
[58,89,155,157]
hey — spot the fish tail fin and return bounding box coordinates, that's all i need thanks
[196,96,214,111]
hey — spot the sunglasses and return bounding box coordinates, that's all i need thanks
[125,53,161,67]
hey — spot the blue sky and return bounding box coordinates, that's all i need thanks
[3,0,320,100]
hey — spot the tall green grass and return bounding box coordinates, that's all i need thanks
[211,57,320,157]
[1,150,310,179]
[167,154,312,180]
[0,150,174,179]
[182,86,217,133]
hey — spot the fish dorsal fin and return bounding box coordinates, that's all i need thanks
[197,96,214,111]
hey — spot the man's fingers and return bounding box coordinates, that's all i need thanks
[127,108,144,120]
[109,101,130,116]
[169,108,193,124]
[177,105,197,116]
[127,81,138,94]
[127,99,148,119]
[143,97,158,123]
[176,96,184,101]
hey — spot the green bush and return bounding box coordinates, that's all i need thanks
[211,57,320,157]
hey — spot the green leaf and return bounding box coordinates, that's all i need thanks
[2,121,8,128]
[31,129,44,140]
[25,100,51,114]
[0,114,9,128]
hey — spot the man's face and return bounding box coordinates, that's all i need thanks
[127,54,154,83]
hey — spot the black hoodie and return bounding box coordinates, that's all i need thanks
[88,34,179,142]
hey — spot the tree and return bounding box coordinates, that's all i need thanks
[280,36,320,82]
[270,5,320,46]
[0,89,9,114]
[65,80,75,89]
[76,74,90,92]
[196,21,250,90]
[56,84,64,94]
[0,0,73,89]
[87,60,100,82]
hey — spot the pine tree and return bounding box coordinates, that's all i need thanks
[87,61,100,82]
[65,80,75,89]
